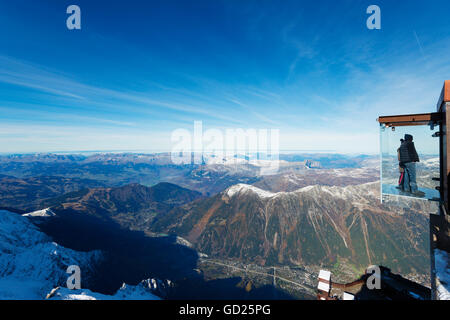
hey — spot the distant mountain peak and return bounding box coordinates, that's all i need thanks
[225,183,277,199]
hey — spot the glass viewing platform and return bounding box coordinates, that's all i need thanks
[380,122,440,201]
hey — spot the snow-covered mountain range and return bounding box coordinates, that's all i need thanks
[151,182,431,280]
[0,209,161,300]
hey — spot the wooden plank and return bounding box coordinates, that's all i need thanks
[377,112,442,126]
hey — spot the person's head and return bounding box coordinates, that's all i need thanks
[400,138,404,143]
[404,134,413,141]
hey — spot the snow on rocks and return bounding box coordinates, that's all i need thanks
[226,184,276,199]
[0,210,102,300]
[434,249,450,300]
[47,279,163,300]
[23,208,56,218]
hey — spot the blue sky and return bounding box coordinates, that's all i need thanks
[1,0,450,154]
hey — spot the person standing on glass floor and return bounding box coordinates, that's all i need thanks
[398,134,423,196]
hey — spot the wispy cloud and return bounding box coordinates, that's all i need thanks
[413,30,426,59]
[2,0,450,154]
[0,55,252,127]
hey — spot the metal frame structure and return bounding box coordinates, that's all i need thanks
[377,81,450,300]
[377,81,450,212]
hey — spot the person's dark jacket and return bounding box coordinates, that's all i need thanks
[399,137,419,164]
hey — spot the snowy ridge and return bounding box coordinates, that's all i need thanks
[202,154,287,167]
[295,185,315,192]
[292,182,379,200]
[23,208,55,218]
[226,184,277,198]
[0,210,102,300]
[422,157,440,168]
[225,182,379,201]
[175,236,193,248]
[47,279,163,300]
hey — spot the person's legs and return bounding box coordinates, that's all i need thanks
[404,164,411,192]
[405,162,418,193]
[399,171,405,191]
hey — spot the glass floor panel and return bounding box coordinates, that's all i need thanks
[382,184,440,200]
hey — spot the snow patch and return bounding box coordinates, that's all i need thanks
[226,184,276,198]
[296,185,315,193]
[434,249,450,300]
[48,279,162,300]
[175,236,193,248]
[23,208,55,218]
